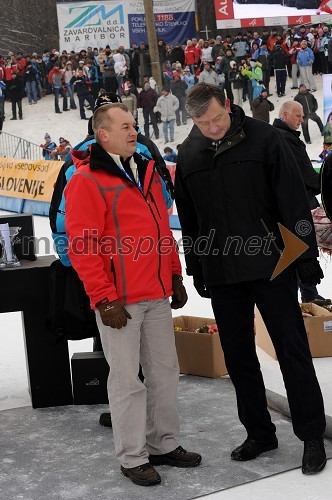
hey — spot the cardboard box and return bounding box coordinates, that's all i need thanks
[255,303,332,359]
[71,352,109,405]
[173,316,227,378]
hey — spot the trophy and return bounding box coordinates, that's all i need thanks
[0,224,22,268]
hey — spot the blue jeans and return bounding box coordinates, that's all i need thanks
[25,81,38,103]
[53,87,68,112]
[116,75,124,96]
[65,84,77,108]
[162,119,175,142]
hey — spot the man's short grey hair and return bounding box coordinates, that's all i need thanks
[279,100,302,118]
[92,102,129,144]
[186,83,226,118]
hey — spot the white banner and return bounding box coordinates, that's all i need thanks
[57,0,196,53]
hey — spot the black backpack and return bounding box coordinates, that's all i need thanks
[46,259,100,343]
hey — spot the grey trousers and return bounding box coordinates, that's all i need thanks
[97,298,180,468]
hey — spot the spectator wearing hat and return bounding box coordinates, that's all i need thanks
[6,72,24,120]
[253,41,271,95]
[170,71,187,126]
[163,146,177,163]
[185,40,196,75]
[219,48,237,103]
[51,62,68,113]
[251,89,274,123]
[232,33,249,60]
[121,83,137,121]
[137,79,159,139]
[198,61,218,87]
[211,37,224,64]
[297,40,316,92]
[70,68,94,120]
[154,86,179,144]
[63,61,77,109]
[41,133,57,160]
[289,39,301,89]
[294,84,324,144]
[201,41,213,64]
[228,61,245,107]
[269,40,288,97]
[183,67,195,93]
[170,42,185,66]
[56,137,72,161]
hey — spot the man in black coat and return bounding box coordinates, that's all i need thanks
[175,83,326,475]
[273,100,328,304]
[6,73,24,120]
[294,84,324,144]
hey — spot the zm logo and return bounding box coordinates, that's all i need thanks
[65,4,124,29]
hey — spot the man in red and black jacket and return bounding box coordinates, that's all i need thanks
[65,101,201,487]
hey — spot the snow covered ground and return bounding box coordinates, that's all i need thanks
[0,74,331,499]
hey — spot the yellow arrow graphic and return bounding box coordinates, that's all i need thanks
[271,223,309,280]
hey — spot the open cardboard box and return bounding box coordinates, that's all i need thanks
[255,303,332,359]
[173,316,227,378]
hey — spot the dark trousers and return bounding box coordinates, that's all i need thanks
[78,93,94,119]
[142,107,159,139]
[262,69,270,94]
[175,95,187,126]
[275,69,287,95]
[11,99,22,119]
[210,269,325,442]
[301,113,324,143]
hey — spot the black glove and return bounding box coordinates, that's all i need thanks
[193,272,210,298]
[297,258,324,287]
[98,300,132,329]
[171,275,188,309]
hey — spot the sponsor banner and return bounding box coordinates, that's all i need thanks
[57,1,129,52]
[288,15,312,25]
[215,1,331,29]
[0,158,62,201]
[240,18,265,29]
[214,0,234,22]
[128,11,196,46]
[57,0,196,53]
[218,14,332,28]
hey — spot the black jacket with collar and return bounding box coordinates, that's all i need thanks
[273,118,320,209]
[175,105,318,286]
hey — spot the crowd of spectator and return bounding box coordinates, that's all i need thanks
[1,23,332,138]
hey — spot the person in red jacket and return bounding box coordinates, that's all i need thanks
[65,101,201,487]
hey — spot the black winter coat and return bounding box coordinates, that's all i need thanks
[175,105,318,286]
[294,91,318,116]
[269,46,287,69]
[6,76,24,100]
[273,118,320,209]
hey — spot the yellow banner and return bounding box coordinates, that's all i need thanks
[0,158,63,202]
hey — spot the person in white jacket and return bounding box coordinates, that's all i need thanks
[113,50,127,96]
[154,86,179,143]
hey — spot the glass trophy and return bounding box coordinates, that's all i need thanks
[0,226,22,268]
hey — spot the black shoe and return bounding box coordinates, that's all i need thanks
[81,117,89,120]
[302,437,326,475]
[55,111,62,114]
[63,109,70,111]
[99,412,112,428]
[231,438,278,461]
[10,117,17,120]
[149,445,202,468]
[121,463,161,486]
[290,86,298,89]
